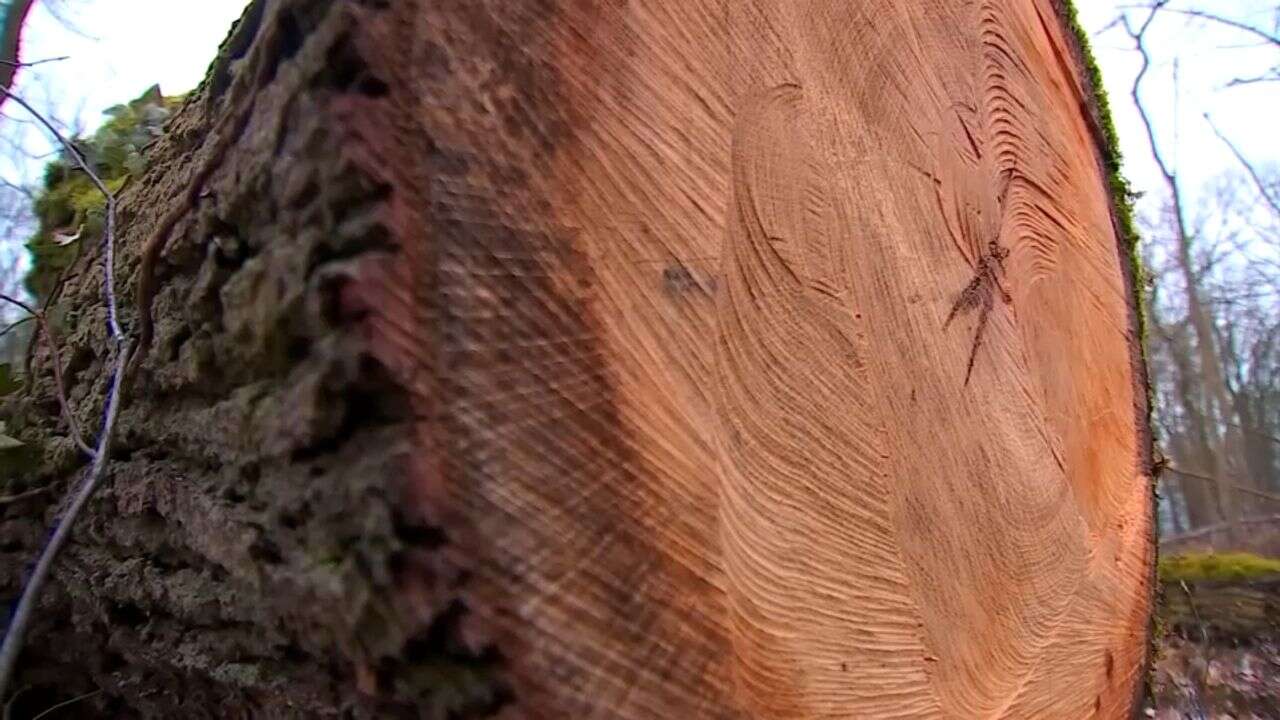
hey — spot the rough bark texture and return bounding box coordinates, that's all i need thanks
[2,0,1154,718]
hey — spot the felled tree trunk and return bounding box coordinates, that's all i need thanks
[1,0,1155,717]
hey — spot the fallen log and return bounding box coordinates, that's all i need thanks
[1,0,1154,717]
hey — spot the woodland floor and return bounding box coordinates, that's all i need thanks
[1148,570,1280,718]
[1150,637,1280,719]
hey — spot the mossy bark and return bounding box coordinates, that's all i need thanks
[2,2,503,717]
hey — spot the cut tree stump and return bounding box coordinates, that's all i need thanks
[0,0,1154,718]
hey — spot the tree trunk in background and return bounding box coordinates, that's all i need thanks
[1162,321,1225,529]
[1172,212,1248,538]
[1,1,1155,717]
[1223,336,1280,494]
[0,0,37,106]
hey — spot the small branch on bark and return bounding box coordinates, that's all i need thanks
[0,86,132,703]
[1162,514,1280,546]
[28,689,102,720]
[0,88,123,338]
[1165,466,1280,505]
[0,487,48,507]
[0,314,33,341]
[0,293,91,457]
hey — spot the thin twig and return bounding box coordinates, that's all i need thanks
[0,294,92,457]
[0,487,48,507]
[0,87,129,703]
[1123,3,1177,194]
[0,340,132,700]
[0,176,35,203]
[0,88,122,339]
[1,685,25,720]
[0,293,37,321]
[31,315,92,457]
[29,688,101,720]
[1162,514,1280,545]
[1203,113,1280,218]
[23,271,76,390]
[1149,5,1280,49]
[0,55,69,70]
[1123,3,1255,536]
[0,314,33,341]
[1165,466,1280,505]
[1226,71,1280,87]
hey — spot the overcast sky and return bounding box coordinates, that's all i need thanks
[1076,0,1279,218]
[1,0,250,185]
[7,0,1278,223]
[18,0,251,118]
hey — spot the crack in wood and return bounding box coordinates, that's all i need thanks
[944,240,1012,386]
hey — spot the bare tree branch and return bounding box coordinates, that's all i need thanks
[31,0,99,43]
[1123,3,1180,209]
[1226,71,1280,87]
[1166,466,1280,505]
[0,314,33,340]
[1162,514,1280,545]
[1204,113,1280,218]
[1150,5,1280,50]
[0,175,34,202]
[0,86,132,702]
[0,340,131,700]
[0,87,123,338]
[0,487,48,507]
[0,293,91,457]
[0,55,69,70]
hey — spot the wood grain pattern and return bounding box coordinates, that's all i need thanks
[342,0,1154,716]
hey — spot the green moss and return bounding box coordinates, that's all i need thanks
[1059,2,1150,398]
[1058,1,1142,277]
[1159,552,1280,583]
[1058,0,1156,460]
[25,85,182,301]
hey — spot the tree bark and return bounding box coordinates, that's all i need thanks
[1174,232,1247,535]
[0,0,37,106]
[1,1,1155,718]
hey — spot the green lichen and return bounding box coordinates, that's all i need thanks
[1059,2,1151,412]
[25,85,183,301]
[1159,552,1280,583]
[1058,0,1153,416]
[1058,1,1143,290]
